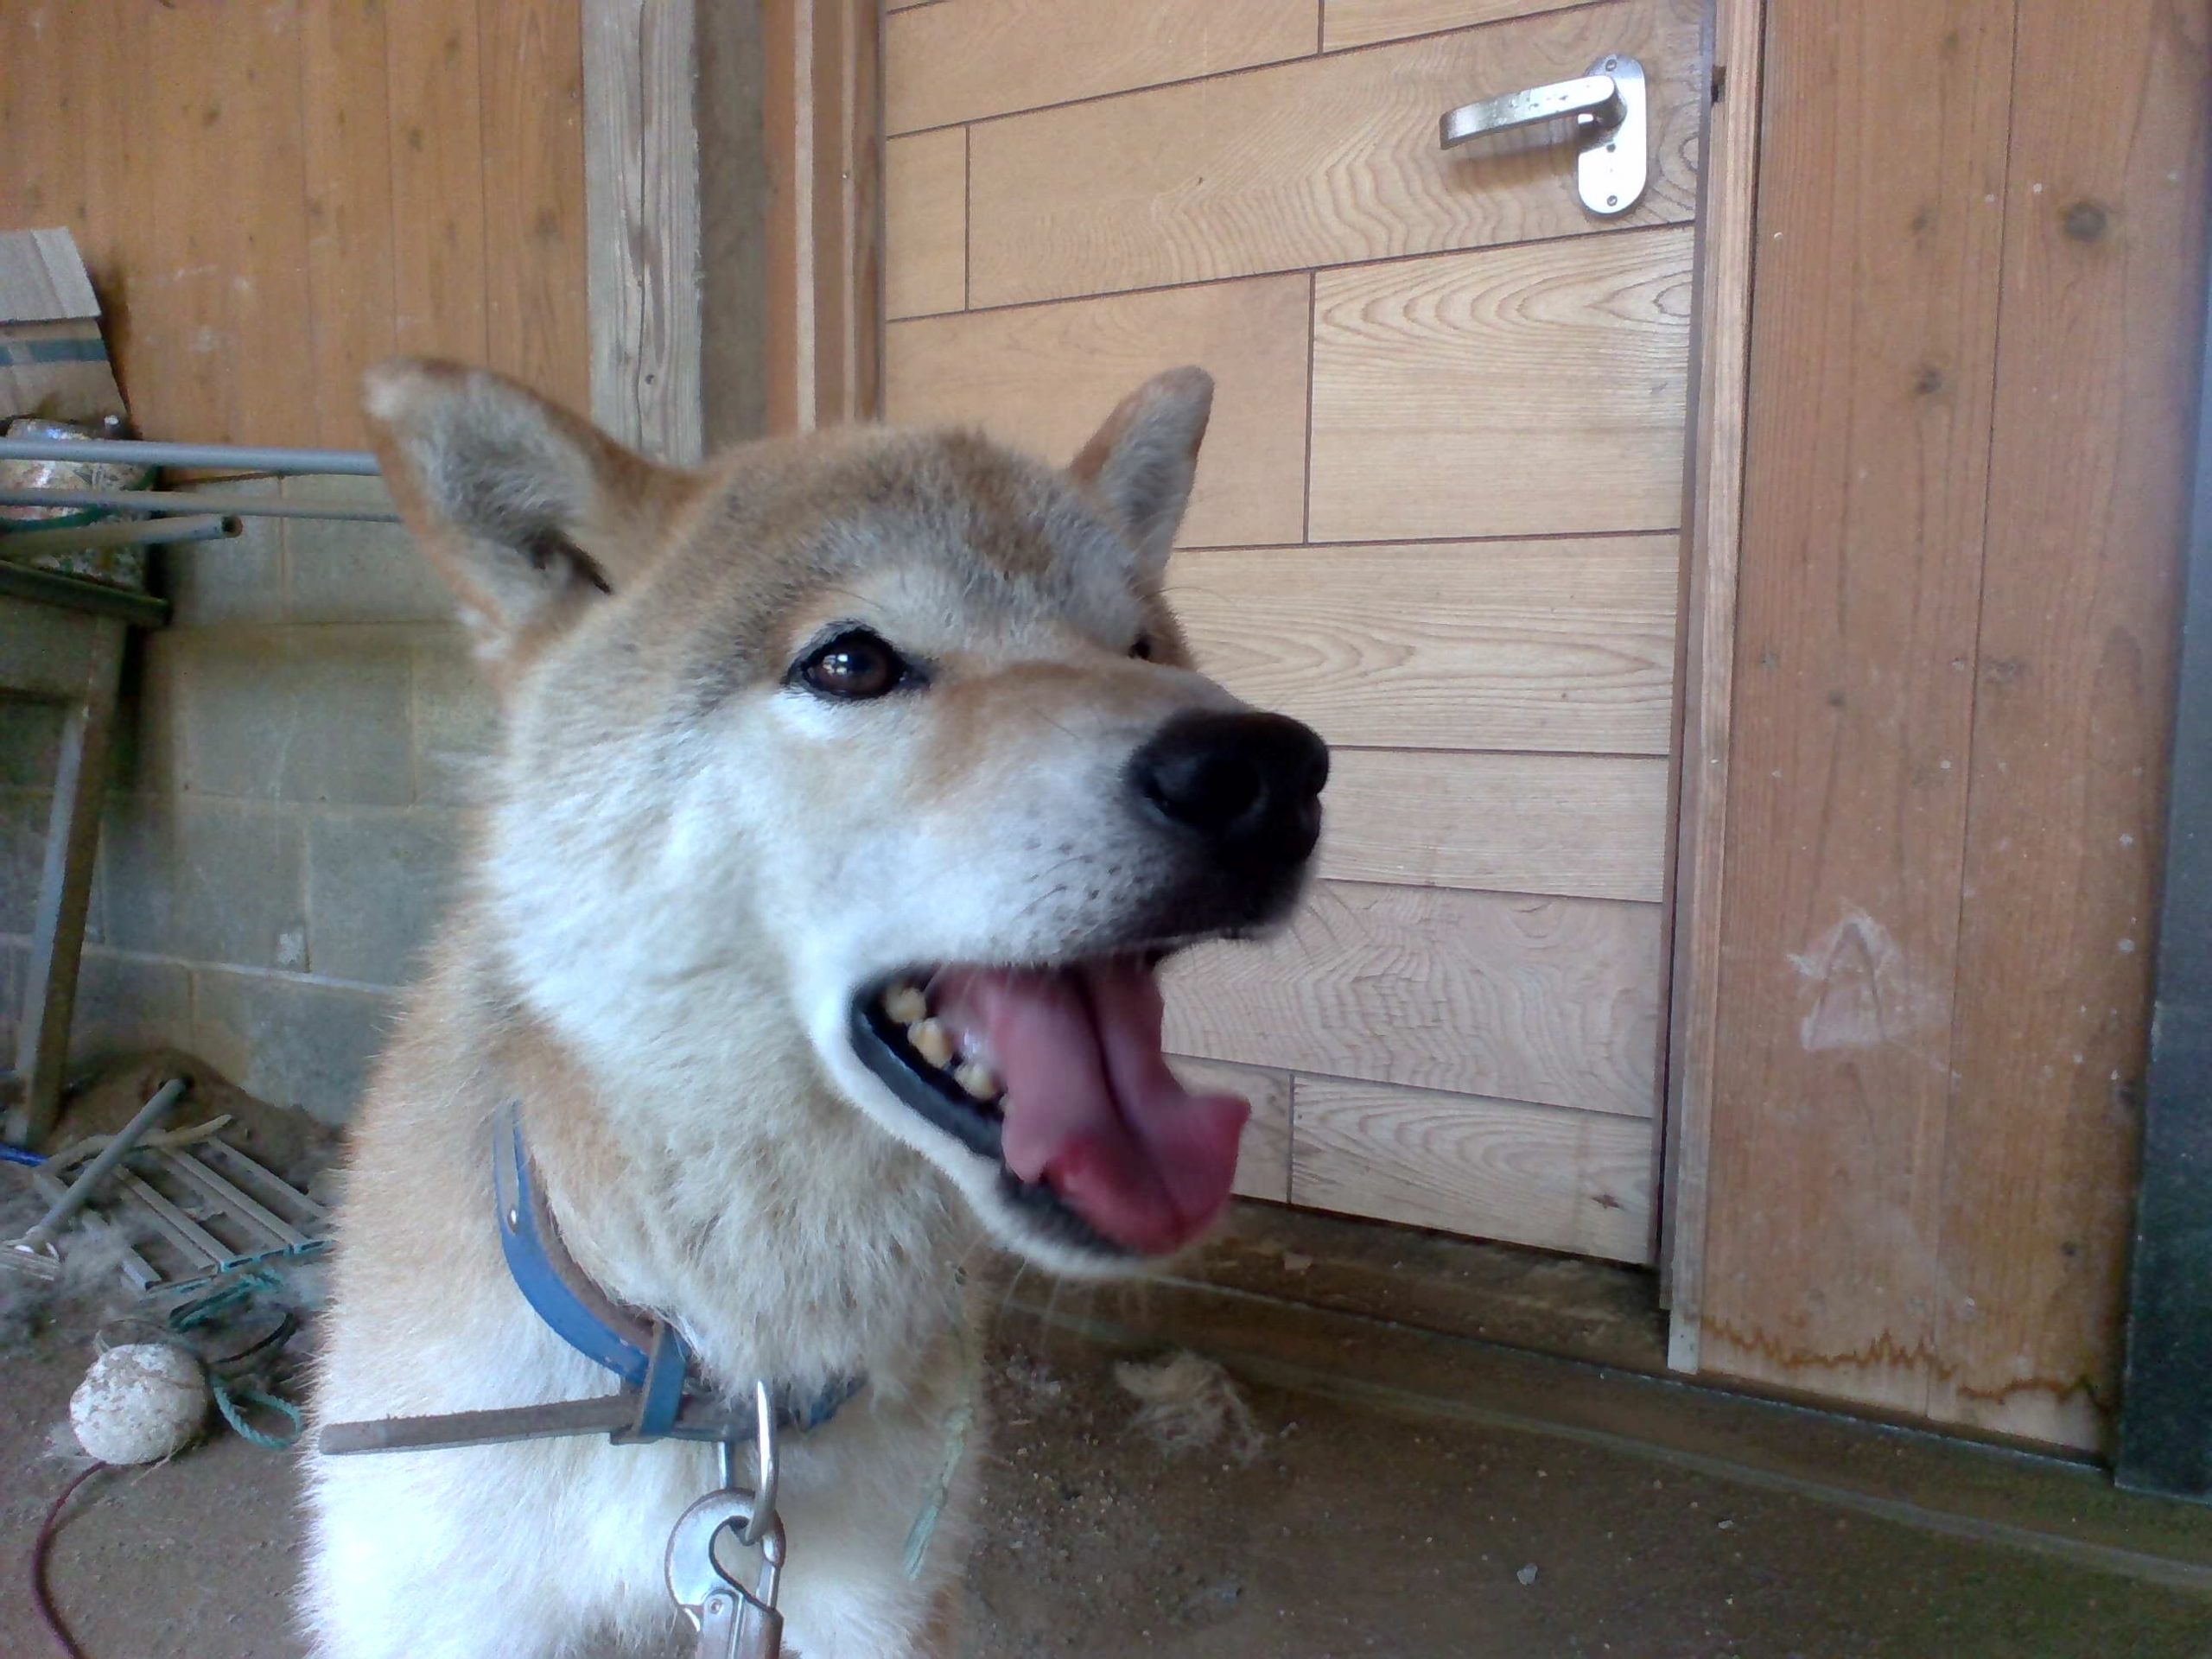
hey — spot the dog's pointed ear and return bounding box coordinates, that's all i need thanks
[362,359,700,661]
[1068,366,1213,574]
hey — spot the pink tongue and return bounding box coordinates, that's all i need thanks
[934,962,1248,1255]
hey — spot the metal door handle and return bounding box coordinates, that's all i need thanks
[1439,54,1648,217]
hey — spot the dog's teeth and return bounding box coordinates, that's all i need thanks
[953,1060,1002,1103]
[882,983,928,1025]
[909,1017,953,1070]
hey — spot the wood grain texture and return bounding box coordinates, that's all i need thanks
[1931,0,2211,1451]
[1163,881,1663,1116]
[1169,1055,1294,1203]
[301,0,398,449]
[1293,1078,1653,1260]
[885,276,1311,547]
[1166,538,1679,753]
[0,3,588,448]
[765,0,884,431]
[964,0,1701,308]
[1309,229,1694,540]
[387,0,490,363]
[885,129,967,319]
[886,0,1319,135]
[482,0,591,415]
[1700,0,2016,1419]
[1323,750,1670,900]
[1322,0,1584,51]
[586,0,703,460]
[1661,0,1764,1362]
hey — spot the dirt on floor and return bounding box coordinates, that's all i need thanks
[4,1062,2209,1657]
[5,1309,2211,1658]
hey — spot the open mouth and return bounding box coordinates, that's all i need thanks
[848,957,1249,1258]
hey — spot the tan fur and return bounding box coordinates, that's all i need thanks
[305,360,1284,1658]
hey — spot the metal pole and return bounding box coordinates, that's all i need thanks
[0,513,239,560]
[16,1077,187,1250]
[0,436,378,475]
[0,486,400,524]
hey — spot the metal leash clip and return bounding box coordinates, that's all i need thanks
[667,1380,785,1659]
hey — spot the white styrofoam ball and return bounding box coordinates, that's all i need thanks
[70,1343,207,1465]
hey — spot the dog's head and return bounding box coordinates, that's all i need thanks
[365,361,1326,1274]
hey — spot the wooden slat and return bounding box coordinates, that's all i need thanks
[1163,881,1662,1116]
[886,129,967,319]
[885,275,1311,548]
[301,0,398,450]
[587,0,704,459]
[886,0,1319,135]
[1322,0,1584,51]
[964,0,1700,308]
[482,0,591,414]
[1166,538,1678,753]
[1931,0,2212,1452]
[1292,1078,1653,1261]
[213,0,316,447]
[129,3,232,439]
[1309,230,1694,541]
[1169,1055,1294,1204]
[765,0,883,432]
[1323,750,1669,901]
[387,0,490,362]
[1661,0,1764,1365]
[1700,0,2017,1419]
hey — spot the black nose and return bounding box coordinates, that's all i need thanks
[1129,710,1329,863]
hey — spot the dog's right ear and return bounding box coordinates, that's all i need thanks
[362,359,701,664]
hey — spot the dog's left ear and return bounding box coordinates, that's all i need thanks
[362,359,702,664]
[1068,366,1214,575]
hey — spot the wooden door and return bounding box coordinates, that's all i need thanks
[880,0,1703,1264]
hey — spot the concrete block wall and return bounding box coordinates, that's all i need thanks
[0,477,493,1122]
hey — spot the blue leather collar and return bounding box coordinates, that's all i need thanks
[493,1102,861,1441]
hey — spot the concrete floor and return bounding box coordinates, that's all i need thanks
[5,1065,2209,1656]
[6,1300,2211,1659]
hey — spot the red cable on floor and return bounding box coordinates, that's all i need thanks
[30,1461,105,1659]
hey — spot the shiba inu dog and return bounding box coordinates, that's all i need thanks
[302,359,1327,1657]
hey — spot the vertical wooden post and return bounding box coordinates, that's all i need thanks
[583,0,704,464]
[7,614,126,1150]
[763,0,883,433]
[1660,0,1767,1368]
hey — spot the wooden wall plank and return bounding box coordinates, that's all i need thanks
[1163,882,1663,1116]
[964,0,1700,308]
[1932,0,2212,1450]
[1699,0,2017,1420]
[386,0,490,363]
[1293,1078,1653,1260]
[885,129,967,320]
[482,0,592,415]
[885,276,1311,547]
[886,0,1319,135]
[1167,539,1679,753]
[301,0,398,449]
[1324,751,1669,900]
[585,0,703,459]
[1661,0,1766,1360]
[212,0,317,447]
[1170,1055,1294,1203]
[130,2,233,440]
[1322,0,1583,51]
[764,0,882,432]
[1308,229,1694,541]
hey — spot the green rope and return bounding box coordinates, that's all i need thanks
[167,1267,304,1450]
[211,1380,304,1451]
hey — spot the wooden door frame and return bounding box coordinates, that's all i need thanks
[747,0,1759,1358]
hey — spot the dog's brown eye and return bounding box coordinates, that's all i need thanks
[1129,635,1154,661]
[797,629,910,700]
